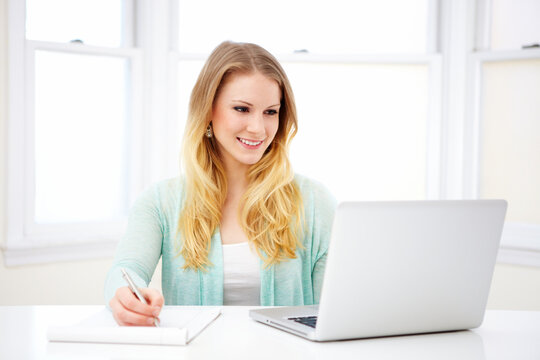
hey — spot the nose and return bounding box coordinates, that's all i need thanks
[246,113,265,135]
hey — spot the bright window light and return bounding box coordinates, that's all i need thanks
[178,0,428,54]
[34,51,129,223]
[26,0,124,47]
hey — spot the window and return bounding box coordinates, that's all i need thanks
[7,0,440,265]
[5,0,145,265]
[489,0,540,51]
[480,60,540,226]
[470,0,540,265]
[33,51,129,224]
[286,62,431,201]
[174,0,440,203]
[177,0,429,54]
[6,0,539,267]
[26,0,126,47]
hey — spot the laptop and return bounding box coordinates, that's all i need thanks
[249,200,507,341]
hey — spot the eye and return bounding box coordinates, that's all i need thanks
[265,109,278,116]
[234,106,249,113]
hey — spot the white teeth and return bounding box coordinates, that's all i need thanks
[239,138,263,146]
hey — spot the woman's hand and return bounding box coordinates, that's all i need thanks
[109,286,164,326]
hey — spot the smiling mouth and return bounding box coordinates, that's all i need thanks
[237,137,264,146]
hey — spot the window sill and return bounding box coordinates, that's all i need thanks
[497,247,540,268]
[1,240,119,266]
[497,223,540,267]
[3,223,538,267]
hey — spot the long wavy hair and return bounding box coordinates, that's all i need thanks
[178,41,304,270]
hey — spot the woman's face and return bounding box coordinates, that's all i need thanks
[211,71,281,173]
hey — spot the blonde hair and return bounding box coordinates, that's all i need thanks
[178,41,304,270]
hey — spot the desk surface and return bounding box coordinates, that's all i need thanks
[0,306,539,360]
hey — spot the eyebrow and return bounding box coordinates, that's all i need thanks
[232,100,280,108]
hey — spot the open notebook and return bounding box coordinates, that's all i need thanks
[47,306,221,346]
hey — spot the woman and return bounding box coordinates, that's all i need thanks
[105,41,336,326]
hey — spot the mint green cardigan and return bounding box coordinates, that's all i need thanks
[104,174,336,306]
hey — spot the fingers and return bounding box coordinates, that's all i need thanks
[110,295,156,326]
[110,286,163,326]
[140,288,164,317]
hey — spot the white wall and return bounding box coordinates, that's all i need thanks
[0,256,114,305]
[0,0,538,309]
[0,254,163,305]
[487,264,540,310]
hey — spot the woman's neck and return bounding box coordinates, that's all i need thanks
[225,170,248,200]
[222,159,249,200]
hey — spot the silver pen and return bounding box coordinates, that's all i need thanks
[121,268,160,327]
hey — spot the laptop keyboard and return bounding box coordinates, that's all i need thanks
[288,316,318,328]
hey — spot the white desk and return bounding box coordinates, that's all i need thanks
[0,306,539,360]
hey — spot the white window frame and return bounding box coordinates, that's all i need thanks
[468,48,540,267]
[5,0,444,265]
[170,0,443,201]
[2,0,176,266]
[6,0,537,267]
[465,0,540,266]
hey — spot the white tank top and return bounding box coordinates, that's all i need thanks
[222,242,261,305]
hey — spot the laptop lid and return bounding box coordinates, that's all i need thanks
[314,200,507,341]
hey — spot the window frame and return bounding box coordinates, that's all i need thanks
[5,0,538,268]
[170,0,444,201]
[468,48,540,267]
[2,0,444,265]
[466,0,540,266]
[3,0,150,265]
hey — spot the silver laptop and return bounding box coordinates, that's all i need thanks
[249,200,507,341]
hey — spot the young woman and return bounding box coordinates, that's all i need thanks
[105,41,336,326]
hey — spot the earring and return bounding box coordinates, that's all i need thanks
[205,124,213,138]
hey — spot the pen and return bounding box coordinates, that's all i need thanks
[121,268,160,327]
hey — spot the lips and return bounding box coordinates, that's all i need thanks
[237,137,264,147]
